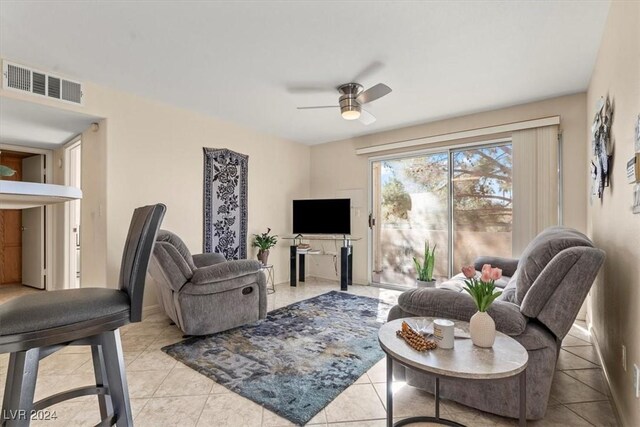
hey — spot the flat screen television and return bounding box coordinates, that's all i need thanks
[293,198,351,235]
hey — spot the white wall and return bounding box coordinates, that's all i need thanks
[94,87,311,306]
[586,2,640,425]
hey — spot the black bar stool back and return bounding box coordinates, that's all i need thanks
[0,203,166,427]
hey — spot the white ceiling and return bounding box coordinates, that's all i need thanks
[0,97,99,149]
[0,1,610,145]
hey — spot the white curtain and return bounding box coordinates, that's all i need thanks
[511,125,560,255]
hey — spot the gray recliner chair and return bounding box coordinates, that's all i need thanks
[148,230,267,335]
[387,226,605,420]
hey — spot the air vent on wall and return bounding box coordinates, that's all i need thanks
[33,72,46,95]
[2,60,83,105]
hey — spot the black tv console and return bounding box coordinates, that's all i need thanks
[284,235,358,291]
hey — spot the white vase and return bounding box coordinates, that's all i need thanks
[469,311,496,348]
[416,280,435,288]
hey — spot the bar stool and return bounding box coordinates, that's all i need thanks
[0,203,166,427]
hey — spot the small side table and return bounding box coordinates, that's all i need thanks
[260,264,275,294]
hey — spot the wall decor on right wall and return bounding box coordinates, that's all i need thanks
[633,114,640,214]
[635,114,640,152]
[590,96,614,201]
[627,154,640,184]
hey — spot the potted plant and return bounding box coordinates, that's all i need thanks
[462,264,503,347]
[253,228,278,266]
[413,242,436,287]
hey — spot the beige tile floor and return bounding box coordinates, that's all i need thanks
[0,284,42,305]
[0,279,619,426]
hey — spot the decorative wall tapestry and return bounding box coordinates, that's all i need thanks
[591,96,614,201]
[203,148,248,260]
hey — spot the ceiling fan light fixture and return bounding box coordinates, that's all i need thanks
[341,107,361,120]
[339,90,361,120]
[296,80,389,125]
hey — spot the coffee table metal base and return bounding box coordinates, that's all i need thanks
[385,353,526,427]
[393,417,464,427]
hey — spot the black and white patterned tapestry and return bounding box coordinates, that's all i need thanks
[203,148,248,260]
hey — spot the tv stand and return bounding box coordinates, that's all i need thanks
[283,235,360,291]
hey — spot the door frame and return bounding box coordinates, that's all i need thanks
[0,143,53,290]
[63,136,82,288]
[367,137,512,287]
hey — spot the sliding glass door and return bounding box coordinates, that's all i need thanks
[370,141,512,287]
[371,153,449,286]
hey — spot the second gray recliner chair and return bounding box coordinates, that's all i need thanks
[387,226,605,420]
[148,230,267,335]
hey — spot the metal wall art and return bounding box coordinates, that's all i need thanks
[635,114,640,152]
[633,114,640,214]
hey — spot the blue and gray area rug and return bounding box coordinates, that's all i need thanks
[162,291,391,425]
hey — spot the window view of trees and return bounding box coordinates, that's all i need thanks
[452,146,512,233]
[381,177,412,222]
[452,145,512,272]
[373,144,512,286]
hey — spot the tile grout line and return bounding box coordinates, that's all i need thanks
[555,371,609,402]
[566,330,591,340]
[561,369,611,397]
[371,376,388,415]
[561,403,599,426]
[145,369,172,400]
[326,417,386,425]
[559,340,613,401]
[133,398,151,423]
[189,394,208,427]
[562,346,601,364]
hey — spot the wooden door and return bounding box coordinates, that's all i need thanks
[0,152,24,285]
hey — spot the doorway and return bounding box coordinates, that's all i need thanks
[64,139,82,288]
[0,149,47,289]
[370,140,513,288]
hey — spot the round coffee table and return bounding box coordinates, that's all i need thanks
[378,317,528,427]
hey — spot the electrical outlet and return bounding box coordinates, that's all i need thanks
[622,344,627,371]
[634,364,639,399]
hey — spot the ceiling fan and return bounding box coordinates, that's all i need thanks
[297,82,392,125]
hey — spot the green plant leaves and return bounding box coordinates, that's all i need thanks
[252,229,278,250]
[414,241,436,281]
[462,278,502,312]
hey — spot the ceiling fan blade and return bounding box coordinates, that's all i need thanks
[356,83,392,104]
[352,61,384,83]
[359,108,376,125]
[297,106,339,110]
[287,85,336,94]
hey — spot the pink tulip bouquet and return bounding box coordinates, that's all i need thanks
[461,264,503,312]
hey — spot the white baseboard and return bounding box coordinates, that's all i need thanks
[588,325,625,426]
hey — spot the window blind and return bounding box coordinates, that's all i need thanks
[511,125,560,255]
